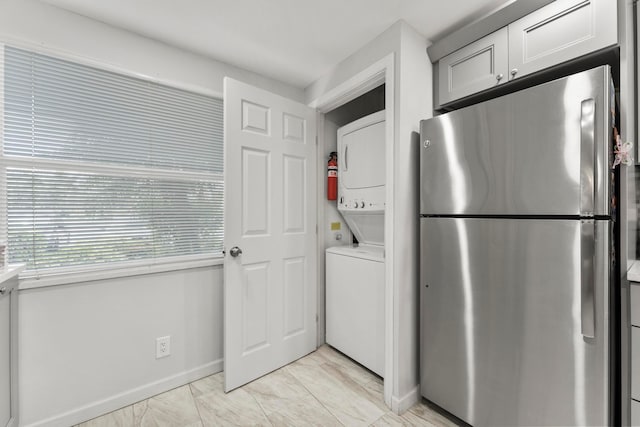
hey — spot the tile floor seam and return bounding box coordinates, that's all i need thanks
[319,360,387,418]
[135,401,148,426]
[244,382,276,427]
[188,383,206,426]
[283,363,347,426]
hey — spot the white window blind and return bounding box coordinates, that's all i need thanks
[3,46,224,273]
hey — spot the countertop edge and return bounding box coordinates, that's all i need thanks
[0,264,25,284]
[628,260,640,283]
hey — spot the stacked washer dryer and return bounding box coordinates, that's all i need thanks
[326,110,385,377]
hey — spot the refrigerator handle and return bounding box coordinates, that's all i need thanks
[580,219,596,339]
[580,99,595,217]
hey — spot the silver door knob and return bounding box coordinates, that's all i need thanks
[510,68,518,77]
[496,73,504,81]
[229,246,243,257]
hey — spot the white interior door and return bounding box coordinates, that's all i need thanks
[223,78,317,392]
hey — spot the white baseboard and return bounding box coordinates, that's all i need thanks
[391,385,420,415]
[24,359,223,427]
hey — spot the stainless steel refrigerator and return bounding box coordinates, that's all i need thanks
[419,65,617,426]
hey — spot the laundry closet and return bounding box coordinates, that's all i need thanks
[320,85,386,377]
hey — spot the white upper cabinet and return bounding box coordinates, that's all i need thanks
[437,0,617,106]
[438,27,508,106]
[508,0,617,80]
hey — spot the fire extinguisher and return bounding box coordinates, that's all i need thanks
[327,151,338,200]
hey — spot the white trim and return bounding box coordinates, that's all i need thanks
[309,52,395,409]
[382,66,395,410]
[309,56,389,112]
[2,155,223,182]
[390,385,420,415]
[0,36,223,99]
[315,110,327,347]
[19,255,223,290]
[21,358,223,427]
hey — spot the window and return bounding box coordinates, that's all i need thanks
[2,46,224,274]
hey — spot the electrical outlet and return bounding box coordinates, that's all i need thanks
[156,336,171,359]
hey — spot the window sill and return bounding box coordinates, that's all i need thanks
[18,256,224,290]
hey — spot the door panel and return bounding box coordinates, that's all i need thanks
[420,217,609,426]
[241,100,270,134]
[421,66,611,216]
[242,148,270,236]
[283,257,306,338]
[224,78,317,392]
[283,155,306,233]
[242,262,270,354]
[283,113,306,142]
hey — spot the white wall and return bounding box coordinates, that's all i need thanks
[393,23,432,409]
[306,23,402,106]
[316,118,353,347]
[0,0,304,101]
[19,267,223,427]
[306,20,432,413]
[0,1,306,425]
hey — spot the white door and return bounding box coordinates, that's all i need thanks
[223,78,317,392]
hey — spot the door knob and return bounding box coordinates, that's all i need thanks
[229,246,243,257]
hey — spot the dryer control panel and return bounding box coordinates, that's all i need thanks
[338,196,385,212]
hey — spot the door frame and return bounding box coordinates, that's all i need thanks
[309,53,395,408]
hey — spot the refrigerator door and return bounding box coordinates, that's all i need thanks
[420,66,612,216]
[420,217,610,426]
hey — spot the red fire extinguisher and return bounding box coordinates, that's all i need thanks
[327,152,338,200]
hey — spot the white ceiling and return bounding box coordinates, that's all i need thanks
[40,0,508,88]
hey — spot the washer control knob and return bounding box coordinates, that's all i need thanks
[353,201,358,208]
[360,201,365,208]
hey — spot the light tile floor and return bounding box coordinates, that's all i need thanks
[77,345,460,427]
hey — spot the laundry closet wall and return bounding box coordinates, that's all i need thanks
[306,20,432,413]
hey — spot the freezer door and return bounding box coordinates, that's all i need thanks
[420,66,612,216]
[420,218,610,426]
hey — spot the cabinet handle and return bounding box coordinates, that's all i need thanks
[496,73,504,81]
[510,68,518,77]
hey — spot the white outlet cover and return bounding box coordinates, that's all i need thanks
[156,336,171,359]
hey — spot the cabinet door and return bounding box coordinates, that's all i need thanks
[438,27,508,105]
[633,327,640,401]
[633,399,640,427]
[0,290,10,427]
[0,278,18,427]
[632,284,640,326]
[508,0,617,80]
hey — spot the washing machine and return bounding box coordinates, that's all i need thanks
[326,245,384,376]
[326,110,385,377]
